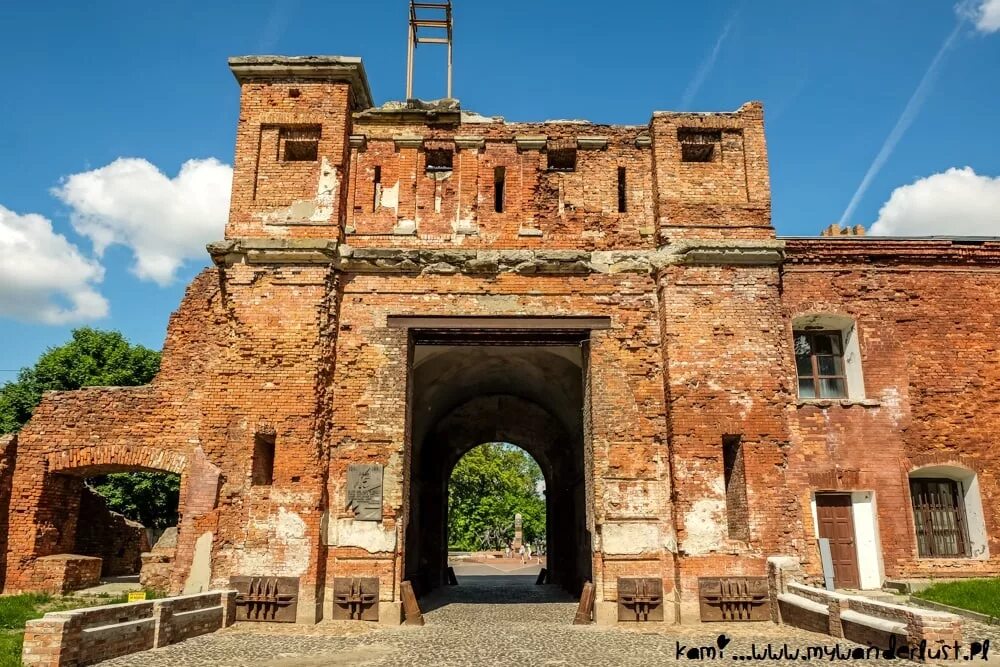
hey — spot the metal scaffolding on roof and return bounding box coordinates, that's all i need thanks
[406,0,453,100]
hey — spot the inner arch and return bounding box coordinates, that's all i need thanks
[405,344,592,596]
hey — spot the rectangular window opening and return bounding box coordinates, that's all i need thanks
[252,434,275,486]
[617,167,627,213]
[678,128,721,163]
[425,149,453,173]
[373,165,382,212]
[281,126,320,162]
[723,435,750,541]
[494,166,506,213]
[793,330,848,399]
[910,478,970,558]
[547,148,576,172]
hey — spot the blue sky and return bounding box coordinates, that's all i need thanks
[1,0,999,379]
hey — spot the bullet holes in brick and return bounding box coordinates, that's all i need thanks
[280,126,320,162]
[288,88,301,98]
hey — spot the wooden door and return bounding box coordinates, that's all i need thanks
[816,494,860,589]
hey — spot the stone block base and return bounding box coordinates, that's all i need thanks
[30,554,102,594]
[595,601,617,625]
[379,601,403,625]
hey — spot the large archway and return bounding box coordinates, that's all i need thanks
[404,340,593,597]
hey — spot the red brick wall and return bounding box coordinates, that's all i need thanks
[26,555,102,594]
[657,262,802,606]
[0,434,14,590]
[783,239,1000,579]
[3,273,223,594]
[226,81,353,239]
[344,123,656,249]
[651,102,772,241]
[74,487,151,576]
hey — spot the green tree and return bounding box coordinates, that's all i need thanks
[89,472,180,529]
[0,328,178,528]
[0,327,161,433]
[447,443,546,551]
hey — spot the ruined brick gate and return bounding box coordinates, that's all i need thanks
[2,55,999,624]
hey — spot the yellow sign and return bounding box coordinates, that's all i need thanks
[127,591,147,602]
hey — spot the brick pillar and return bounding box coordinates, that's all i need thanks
[828,597,849,638]
[906,613,963,661]
[152,600,174,648]
[21,614,81,667]
[221,590,238,627]
[766,555,802,623]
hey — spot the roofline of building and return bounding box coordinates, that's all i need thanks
[228,55,374,111]
[782,236,1000,265]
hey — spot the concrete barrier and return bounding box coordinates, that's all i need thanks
[22,590,237,666]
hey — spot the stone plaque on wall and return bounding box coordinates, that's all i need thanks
[346,464,383,521]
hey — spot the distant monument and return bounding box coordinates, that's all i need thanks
[512,513,523,550]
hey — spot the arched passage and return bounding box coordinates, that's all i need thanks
[5,444,220,595]
[404,343,592,596]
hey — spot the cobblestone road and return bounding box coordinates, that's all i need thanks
[101,574,1000,666]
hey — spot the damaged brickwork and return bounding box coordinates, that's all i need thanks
[1,55,998,625]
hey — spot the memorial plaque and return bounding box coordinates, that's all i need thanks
[346,464,383,521]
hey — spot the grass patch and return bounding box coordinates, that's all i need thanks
[913,578,1000,619]
[0,594,52,630]
[0,589,164,666]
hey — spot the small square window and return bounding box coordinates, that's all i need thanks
[547,148,576,172]
[678,129,721,163]
[281,127,320,162]
[425,149,453,173]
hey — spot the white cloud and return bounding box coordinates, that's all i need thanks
[0,205,108,324]
[960,0,1000,32]
[54,158,232,286]
[869,167,1000,237]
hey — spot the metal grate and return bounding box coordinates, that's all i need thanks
[232,576,299,622]
[617,577,663,621]
[698,577,770,622]
[332,577,380,621]
[910,478,970,557]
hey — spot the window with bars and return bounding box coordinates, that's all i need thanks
[793,330,848,399]
[910,478,970,558]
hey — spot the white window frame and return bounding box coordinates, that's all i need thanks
[792,314,866,401]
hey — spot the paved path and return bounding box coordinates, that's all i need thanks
[100,575,1000,666]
